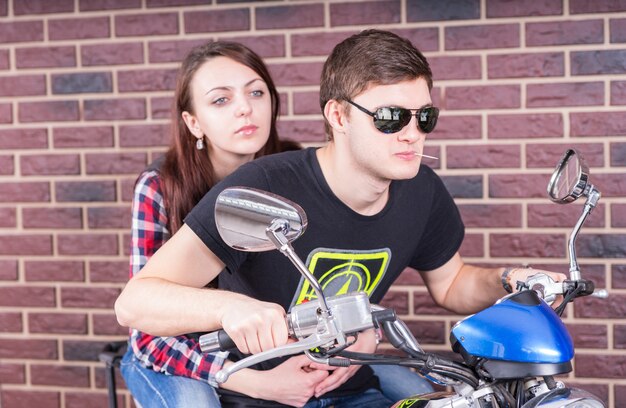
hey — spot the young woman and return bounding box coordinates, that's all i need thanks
[120,41,298,407]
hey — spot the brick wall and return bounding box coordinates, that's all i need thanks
[0,0,625,407]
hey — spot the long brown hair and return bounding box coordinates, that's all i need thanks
[160,41,293,234]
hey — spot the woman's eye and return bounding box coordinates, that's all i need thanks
[212,97,228,105]
[250,90,264,97]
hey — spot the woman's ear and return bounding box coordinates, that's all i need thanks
[181,111,203,138]
[323,99,348,137]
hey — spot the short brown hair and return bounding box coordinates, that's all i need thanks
[319,29,433,140]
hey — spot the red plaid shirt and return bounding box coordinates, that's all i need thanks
[128,170,227,387]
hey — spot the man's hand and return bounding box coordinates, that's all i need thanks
[220,296,289,355]
[306,329,378,398]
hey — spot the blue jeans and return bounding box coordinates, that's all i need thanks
[121,348,221,407]
[303,388,392,408]
[373,365,434,401]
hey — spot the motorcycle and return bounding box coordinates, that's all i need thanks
[199,148,607,407]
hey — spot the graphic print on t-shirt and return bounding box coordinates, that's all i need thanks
[290,247,391,308]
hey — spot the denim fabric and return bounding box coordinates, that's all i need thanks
[303,388,393,408]
[121,348,221,408]
[373,365,434,401]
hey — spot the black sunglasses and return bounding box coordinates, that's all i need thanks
[346,99,439,134]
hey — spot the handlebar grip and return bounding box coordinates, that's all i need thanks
[199,330,236,353]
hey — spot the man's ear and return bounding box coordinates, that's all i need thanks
[323,99,348,136]
[181,111,203,138]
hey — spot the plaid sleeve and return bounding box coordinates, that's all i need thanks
[128,170,228,387]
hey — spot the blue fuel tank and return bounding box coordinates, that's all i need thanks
[450,291,574,379]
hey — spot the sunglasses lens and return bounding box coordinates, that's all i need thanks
[418,107,439,134]
[373,107,411,134]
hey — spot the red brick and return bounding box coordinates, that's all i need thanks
[118,68,177,92]
[488,113,563,139]
[269,62,324,87]
[88,206,132,229]
[122,233,132,256]
[430,115,481,140]
[610,18,626,43]
[85,152,146,175]
[0,49,7,70]
[330,1,400,26]
[0,74,46,96]
[22,207,82,229]
[0,207,15,227]
[0,285,55,307]
[393,267,424,286]
[574,354,626,379]
[489,233,566,258]
[0,339,58,361]
[184,9,249,33]
[0,1,6,16]
[90,260,129,283]
[408,0,479,22]
[391,28,440,52]
[0,128,47,149]
[612,265,626,289]
[53,126,114,148]
[413,292,455,316]
[150,97,173,119]
[445,24,519,50]
[61,287,121,309]
[0,182,50,203]
[577,234,626,258]
[526,142,604,168]
[148,0,206,5]
[612,203,626,227]
[571,111,626,137]
[616,324,626,348]
[595,173,626,197]
[0,155,13,175]
[572,50,626,75]
[49,16,109,40]
[56,180,116,202]
[29,313,87,335]
[489,174,552,198]
[115,12,178,37]
[611,80,626,105]
[293,91,320,115]
[276,120,326,144]
[119,124,170,147]
[81,42,144,66]
[217,35,286,58]
[0,312,22,332]
[0,259,18,280]
[528,203,605,228]
[31,364,89,388]
[80,0,141,11]
[0,363,25,384]
[380,290,409,315]
[458,204,522,228]
[20,154,80,176]
[442,175,483,199]
[15,0,73,14]
[0,102,11,122]
[447,144,520,169]
[24,260,85,282]
[15,46,76,68]
[526,19,603,47]
[403,320,446,344]
[0,20,44,43]
[58,234,118,256]
[64,339,111,361]
[446,85,520,110]
[257,4,323,30]
[93,313,127,335]
[291,31,358,57]
[527,82,604,107]
[488,52,564,79]
[66,392,116,408]
[84,98,146,120]
[570,0,626,13]
[430,55,481,80]
[147,38,207,63]
[0,235,52,256]
[18,100,79,123]
[567,323,608,348]
[0,390,60,408]
[487,0,562,16]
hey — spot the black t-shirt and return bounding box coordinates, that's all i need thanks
[185,147,464,404]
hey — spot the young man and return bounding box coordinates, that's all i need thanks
[116,30,564,407]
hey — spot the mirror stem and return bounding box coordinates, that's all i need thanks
[266,219,332,316]
[567,186,600,281]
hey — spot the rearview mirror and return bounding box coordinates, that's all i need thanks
[214,187,307,251]
[547,149,590,204]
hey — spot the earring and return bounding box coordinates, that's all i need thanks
[196,138,204,150]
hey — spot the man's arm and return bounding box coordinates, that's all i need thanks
[115,224,289,354]
[420,252,566,315]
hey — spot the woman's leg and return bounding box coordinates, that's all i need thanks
[121,348,221,407]
[372,365,434,402]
